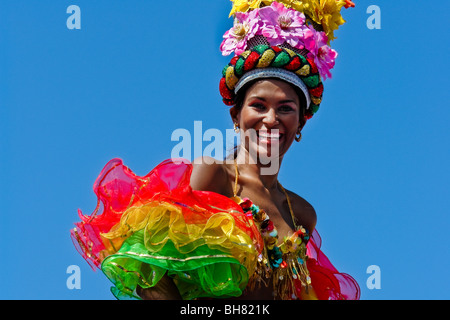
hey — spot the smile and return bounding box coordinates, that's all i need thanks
[257,131,284,143]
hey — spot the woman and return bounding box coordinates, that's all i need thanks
[72,1,360,300]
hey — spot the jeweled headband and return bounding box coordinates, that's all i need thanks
[219,0,355,120]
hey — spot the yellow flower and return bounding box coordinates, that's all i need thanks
[249,0,271,9]
[229,0,273,16]
[301,0,346,42]
[229,0,250,17]
[289,1,305,11]
[229,0,306,16]
[277,0,304,11]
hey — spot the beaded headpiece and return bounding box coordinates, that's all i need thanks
[219,0,355,119]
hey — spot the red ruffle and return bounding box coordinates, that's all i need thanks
[71,159,263,269]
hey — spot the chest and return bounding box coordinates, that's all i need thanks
[238,189,296,243]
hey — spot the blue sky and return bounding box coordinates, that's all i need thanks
[1,1,449,300]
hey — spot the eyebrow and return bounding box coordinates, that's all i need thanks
[248,96,298,104]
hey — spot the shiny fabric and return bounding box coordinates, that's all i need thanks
[306,229,360,300]
[71,158,360,300]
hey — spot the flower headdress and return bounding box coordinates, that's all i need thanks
[219,0,355,119]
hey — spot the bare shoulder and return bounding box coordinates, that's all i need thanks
[190,156,229,194]
[284,189,317,233]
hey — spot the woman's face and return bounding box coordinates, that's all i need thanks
[232,79,302,162]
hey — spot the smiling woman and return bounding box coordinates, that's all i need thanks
[72,0,360,300]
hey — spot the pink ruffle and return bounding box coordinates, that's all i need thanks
[307,230,361,300]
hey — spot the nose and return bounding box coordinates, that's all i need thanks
[262,108,279,127]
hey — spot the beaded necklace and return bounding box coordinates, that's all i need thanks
[232,160,312,300]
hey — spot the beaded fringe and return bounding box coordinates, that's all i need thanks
[247,245,312,300]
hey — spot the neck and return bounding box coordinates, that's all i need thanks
[234,147,283,191]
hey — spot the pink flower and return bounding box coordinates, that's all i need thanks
[303,26,337,79]
[220,10,260,56]
[258,2,306,49]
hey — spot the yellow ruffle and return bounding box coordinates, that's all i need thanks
[99,200,260,275]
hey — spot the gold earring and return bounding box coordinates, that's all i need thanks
[295,131,302,142]
[234,123,240,133]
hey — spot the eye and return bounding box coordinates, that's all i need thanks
[278,105,295,113]
[250,102,265,111]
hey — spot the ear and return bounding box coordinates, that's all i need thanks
[229,106,240,124]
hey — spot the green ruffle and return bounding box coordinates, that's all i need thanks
[101,230,250,300]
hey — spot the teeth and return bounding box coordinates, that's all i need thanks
[259,132,282,139]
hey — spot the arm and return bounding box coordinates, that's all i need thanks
[136,274,182,300]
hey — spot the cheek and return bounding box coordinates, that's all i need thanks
[282,114,300,133]
[238,107,260,129]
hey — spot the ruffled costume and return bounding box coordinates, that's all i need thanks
[71,159,360,300]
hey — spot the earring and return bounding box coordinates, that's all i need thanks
[234,122,240,133]
[295,130,302,142]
